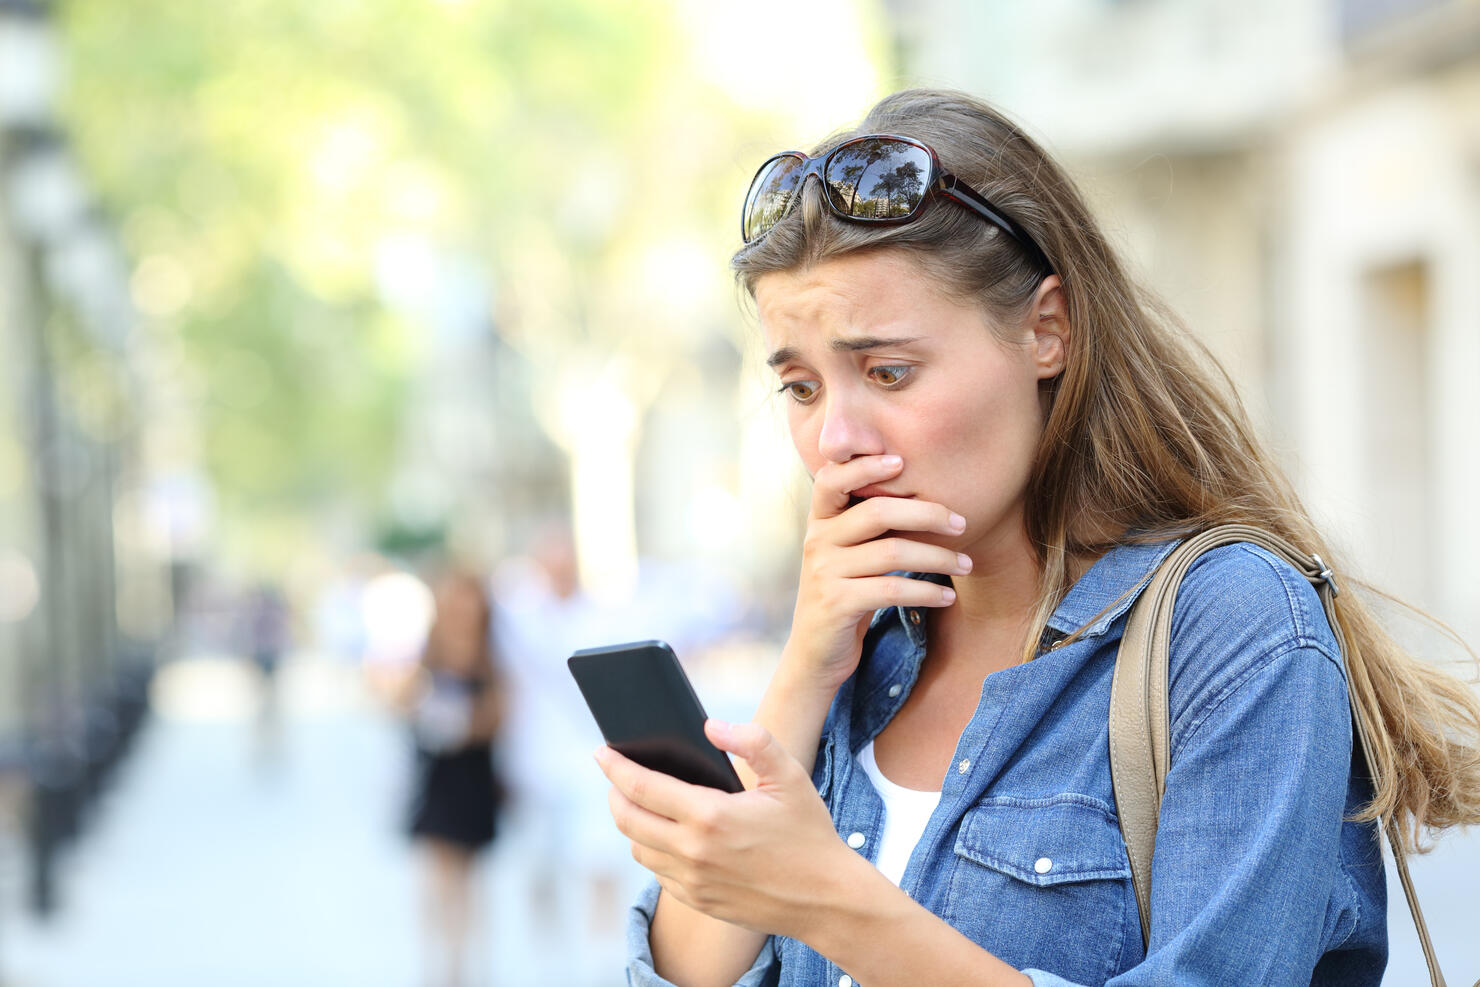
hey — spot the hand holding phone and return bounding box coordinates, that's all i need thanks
[568,640,744,793]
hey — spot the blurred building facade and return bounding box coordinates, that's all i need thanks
[888,0,1480,645]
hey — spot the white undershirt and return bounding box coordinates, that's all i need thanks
[855,739,943,887]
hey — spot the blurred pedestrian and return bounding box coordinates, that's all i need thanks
[239,581,292,768]
[398,569,506,987]
[494,521,637,982]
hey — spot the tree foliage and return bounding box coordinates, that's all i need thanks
[56,1,675,547]
[55,0,889,570]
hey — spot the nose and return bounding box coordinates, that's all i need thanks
[816,390,885,465]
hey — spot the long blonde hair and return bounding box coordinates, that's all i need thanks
[733,88,1480,852]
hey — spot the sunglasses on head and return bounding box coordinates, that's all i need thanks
[741,134,1052,273]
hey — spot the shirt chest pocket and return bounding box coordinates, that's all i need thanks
[944,795,1135,984]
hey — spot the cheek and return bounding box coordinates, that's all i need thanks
[922,377,1044,475]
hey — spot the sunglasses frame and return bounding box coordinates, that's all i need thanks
[741,134,1052,273]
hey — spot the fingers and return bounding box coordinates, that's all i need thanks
[804,455,968,584]
[826,496,967,546]
[600,746,744,898]
[830,537,970,580]
[810,455,902,518]
[600,756,712,888]
[606,775,684,850]
[848,573,959,611]
[796,572,958,620]
[595,745,721,824]
[704,720,806,788]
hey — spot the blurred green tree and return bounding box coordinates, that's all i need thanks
[57,0,889,584]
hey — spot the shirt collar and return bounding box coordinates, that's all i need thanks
[1044,537,1182,639]
[867,572,950,650]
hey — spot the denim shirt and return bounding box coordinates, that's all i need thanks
[627,539,1387,986]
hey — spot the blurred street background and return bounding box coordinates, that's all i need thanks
[1,0,1478,984]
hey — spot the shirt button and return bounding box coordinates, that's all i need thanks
[839,976,854,987]
[846,831,866,849]
[957,758,971,774]
[1035,857,1053,874]
[908,609,921,625]
[888,683,902,698]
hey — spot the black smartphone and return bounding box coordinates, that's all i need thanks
[568,640,744,793]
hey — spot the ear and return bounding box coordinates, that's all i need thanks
[1028,275,1069,379]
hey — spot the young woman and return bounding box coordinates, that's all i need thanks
[400,569,506,987]
[596,90,1480,986]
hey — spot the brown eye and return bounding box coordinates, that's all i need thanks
[868,366,911,386]
[779,380,819,404]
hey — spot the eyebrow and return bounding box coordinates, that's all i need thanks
[765,335,925,368]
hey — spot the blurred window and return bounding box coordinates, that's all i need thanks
[1340,0,1449,41]
[1360,260,1434,606]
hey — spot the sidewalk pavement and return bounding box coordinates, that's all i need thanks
[0,654,637,987]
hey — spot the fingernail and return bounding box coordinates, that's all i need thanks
[941,587,957,604]
[707,718,731,741]
[948,513,966,532]
[956,553,972,573]
[881,455,902,468]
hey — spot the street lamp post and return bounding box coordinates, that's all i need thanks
[5,131,80,917]
[4,0,153,925]
[1,0,85,919]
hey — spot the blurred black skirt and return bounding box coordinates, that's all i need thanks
[407,744,500,851]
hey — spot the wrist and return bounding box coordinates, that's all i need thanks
[804,855,1032,987]
[790,843,895,949]
[750,654,842,778]
[777,639,856,695]
[763,654,844,726]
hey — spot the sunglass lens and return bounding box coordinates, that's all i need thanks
[825,139,931,221]
[744,155,806,243]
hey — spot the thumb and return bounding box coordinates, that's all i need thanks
[705,719,801,787]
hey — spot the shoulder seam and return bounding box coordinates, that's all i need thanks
[1230,542,1311,641]
[1171,641,1344,761]
[1178,542,1344,663]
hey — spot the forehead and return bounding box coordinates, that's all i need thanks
[755,251,977,351]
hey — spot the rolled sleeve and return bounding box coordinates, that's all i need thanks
[626,880,778,987]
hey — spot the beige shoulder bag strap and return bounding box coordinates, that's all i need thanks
[1108,523,1459,986]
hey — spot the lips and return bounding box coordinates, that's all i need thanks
[847,486,914,509]
[851,485,909,500]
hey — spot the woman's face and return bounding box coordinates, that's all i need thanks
[756,249,1066,560]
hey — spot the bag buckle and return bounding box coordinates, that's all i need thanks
[1310,553,1339,597]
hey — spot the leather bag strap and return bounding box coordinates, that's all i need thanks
[1108,523,1455,986]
